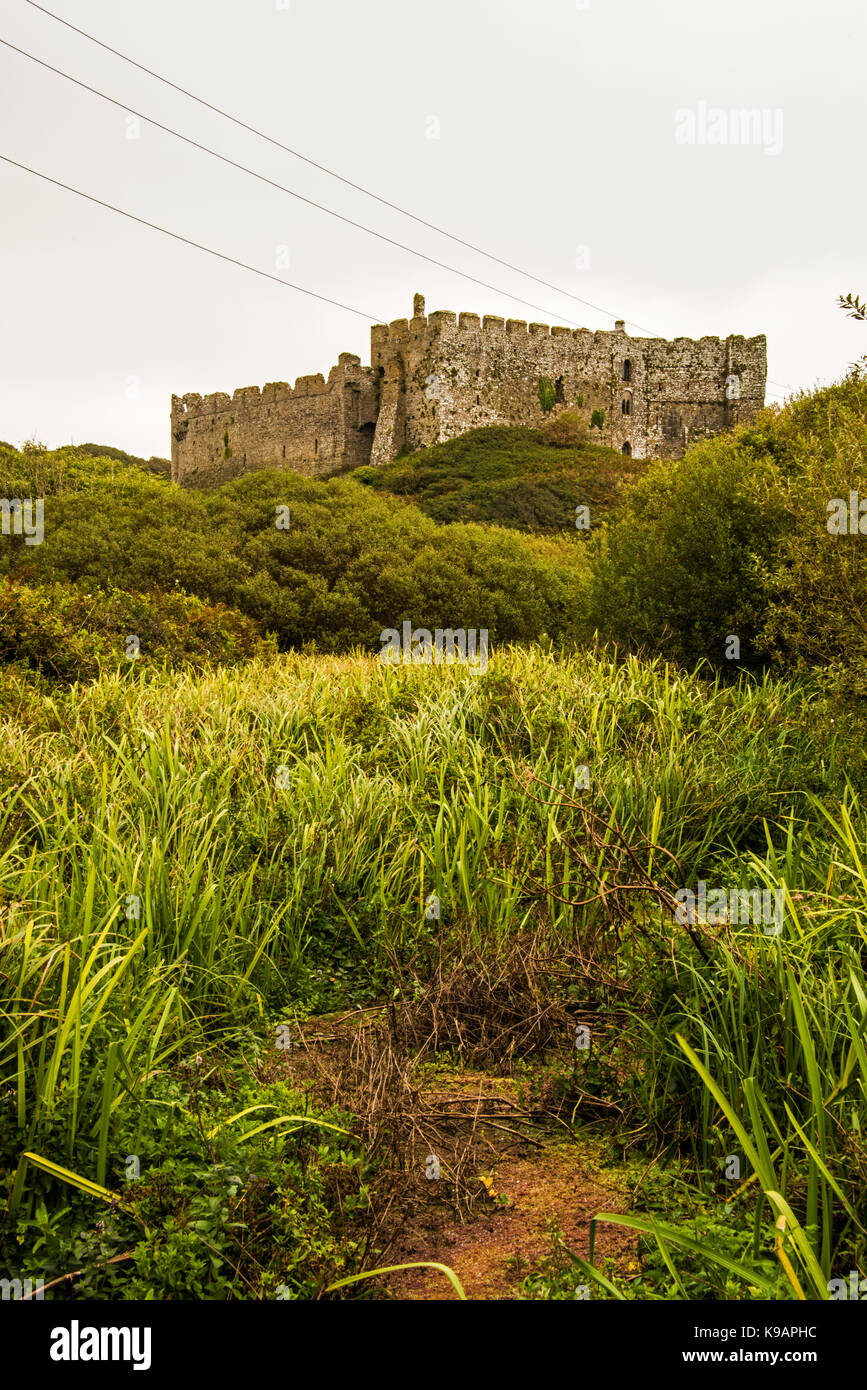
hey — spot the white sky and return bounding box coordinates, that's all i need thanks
[1,0,865,458]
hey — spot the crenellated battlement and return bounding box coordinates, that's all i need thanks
[172,362,361,424]
[171,290,767,485]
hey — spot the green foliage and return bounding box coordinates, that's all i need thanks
[541,411,588,448]
[0,439,171,493]
[839,291,867,322]
[0,579,271,686]
[590,409,606,430]
[1,644,865,1298]
[4,377,867,1302]
[745,375,867,689]
[75,442,171,476]
[582,434,781,669]
[1,1063,368,1300]
[579,375,867,675]
[538,375,556,413]
[351,425,640,532]
[0,442,590,653]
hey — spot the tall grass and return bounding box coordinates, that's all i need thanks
[1,647,864,1295]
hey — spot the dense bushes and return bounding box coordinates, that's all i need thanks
[581,433,784,669]
[579,372,867,678]
[0,443,588,659]
[0,579,272,685]
[3,370,866,684]
[1,647,865,1297]
[540,409,587,448]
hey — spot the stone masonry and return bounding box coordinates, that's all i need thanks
[170,293,767,486]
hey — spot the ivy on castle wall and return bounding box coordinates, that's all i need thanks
[537,376,557,414]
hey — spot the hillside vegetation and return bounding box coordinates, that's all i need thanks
[1,373,866,1300]
[0,439,585,679]
[3,373,865,689]
[351,424,643,532]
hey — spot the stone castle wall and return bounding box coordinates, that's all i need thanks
[171,354,378,487]
[171,293,767,485]
[369,296,766,463]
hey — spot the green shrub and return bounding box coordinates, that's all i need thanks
[581,433,782,668]
[538,376,557,413]
[0,579,272,685]
[541,411,588,448]
[580,373,867,674]
[0,442,591,652]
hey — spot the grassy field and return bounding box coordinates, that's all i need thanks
[1,646,865,1298]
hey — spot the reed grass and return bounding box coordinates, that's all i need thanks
[1,646,864,1296]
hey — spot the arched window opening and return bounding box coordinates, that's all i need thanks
[621,397,631,416]
[622,441,632,457]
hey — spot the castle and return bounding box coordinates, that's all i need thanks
[170,293,767,486]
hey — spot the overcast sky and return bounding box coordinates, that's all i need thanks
[1,0,865,458]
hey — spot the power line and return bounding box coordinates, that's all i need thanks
[23,0,650,335]
[19,3,794,394]
[0,152,789,411]
[0,153,384,321]
[0,145,789,402]
[6,28,791,397]
[0,37,605,331]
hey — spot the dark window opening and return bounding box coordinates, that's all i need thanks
[622,360,632,382]
[282,445,286,459]
[622,441,632,457]
[622,398,631,416]
[554,376,566,404]
[314,439,319,454]
[476,394,480,405]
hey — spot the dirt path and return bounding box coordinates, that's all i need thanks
[386,1137,636,1299]
[275,1014,638,1301]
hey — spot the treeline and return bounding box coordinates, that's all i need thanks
[0,442,585,685]
[2,371,866,690]
[585,374,867,690]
